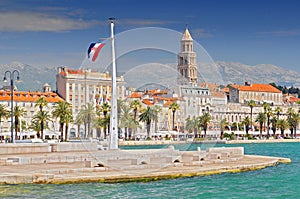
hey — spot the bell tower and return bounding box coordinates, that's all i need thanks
[177,26,198,85]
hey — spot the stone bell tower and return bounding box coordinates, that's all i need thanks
[177,26,198,85]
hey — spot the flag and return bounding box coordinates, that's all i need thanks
[88,42,105,62]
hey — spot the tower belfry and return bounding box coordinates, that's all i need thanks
[177,26,198,85]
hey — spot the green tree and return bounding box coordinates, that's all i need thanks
[13,106,25,140]
[256,112,266,139]
[119,105,139,140]
[139,106,158,139]
[100,102,111,139]
[53,101,73,141]
[0,104,10,140]
[64,112,73,141]
[130,100,142,139]
[287,108,295,138]
[220,118,228,140]
[198,112,211,138]
[35,96,48,111]
[291,112,300,138]
[32,110,51,139]
[34,96,49,138]
[274,106,282,120]
[242,116,251,136]
[29,119,41,136]
[185,116,198,138]
[153,105,161,135]
[169,102,180,130]
[277,119,288,138]
[265,107,273,139]
[247,100,257,127]
[262,102,270,133]
[270,116,278,137]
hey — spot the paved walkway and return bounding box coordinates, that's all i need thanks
[0,154,291,184]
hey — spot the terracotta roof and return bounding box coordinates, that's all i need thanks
[222,87,230,92]
[0,91,64,103]
[163,100,173,107]
[128,92,142,98]
[60,68,85,76]
[230,84,281,93]
[146,89,168,95]
[142,99,153,106]
[288,96,300,103]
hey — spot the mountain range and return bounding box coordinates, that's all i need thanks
[0,61,299,91]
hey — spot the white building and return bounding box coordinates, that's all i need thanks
[56,66,126,138]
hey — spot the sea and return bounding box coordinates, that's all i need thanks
[0,142,299,199]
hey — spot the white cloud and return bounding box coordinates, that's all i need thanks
[0,12,100,32]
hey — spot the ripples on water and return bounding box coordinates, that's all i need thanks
[1,142,299,198]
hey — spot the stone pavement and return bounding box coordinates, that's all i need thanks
[0,143,291,184]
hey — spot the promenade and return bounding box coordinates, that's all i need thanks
[0,142,291,184]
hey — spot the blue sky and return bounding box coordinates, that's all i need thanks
[1,0,300,72]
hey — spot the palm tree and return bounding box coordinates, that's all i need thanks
[153,105,161,134]
[262,102,270,132]
[287,108,295,138]
[119,105,140,140]
[198,112,211,138]
[185,116,198,138]
[266,107,273,139]
[139,106,158,139]
[242,116,251,136]
[13,106,25,140]
[0,104,10,141]
[270,116,278,137]
[35,96,49,138]
[53,101,73,141]
[81,103,96,139]
[100,102,111,139]
[29,120,41,137]
[130,100,142,139]
[274,106,282,120]
[64,112,73,141]
[169,102,180,130]
[35,96,48,111]
[220,118,228,140]
[32,110,51,139]
[247,100,256,127]
[277,119,288,138]
[256,112,266,139]
[291,112,300,138]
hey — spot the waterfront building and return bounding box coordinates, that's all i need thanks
[56,66,126,115]
[228,82,282,105]
[56,66,126,138]
[0,84,64,138]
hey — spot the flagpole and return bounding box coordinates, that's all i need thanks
[108,17,118,150]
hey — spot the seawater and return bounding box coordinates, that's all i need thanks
[1,142,299,199]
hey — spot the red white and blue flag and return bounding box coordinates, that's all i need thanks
[87,42,105,62]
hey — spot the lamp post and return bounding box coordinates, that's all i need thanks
[3,70,20,143]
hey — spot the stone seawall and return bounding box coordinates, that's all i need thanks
[0,144,291,184]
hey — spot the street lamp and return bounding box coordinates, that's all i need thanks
[3,70,20,143]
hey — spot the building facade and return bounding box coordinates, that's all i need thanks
[228,82,282,105]
[177,26,198,86]
[0,85,64,139]
[56,67,126,116]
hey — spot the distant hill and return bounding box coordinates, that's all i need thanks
[0,61,299,92]
[214,61,300,87]
[0,62,57,91]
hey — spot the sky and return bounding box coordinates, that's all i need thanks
[1,0,300,72]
